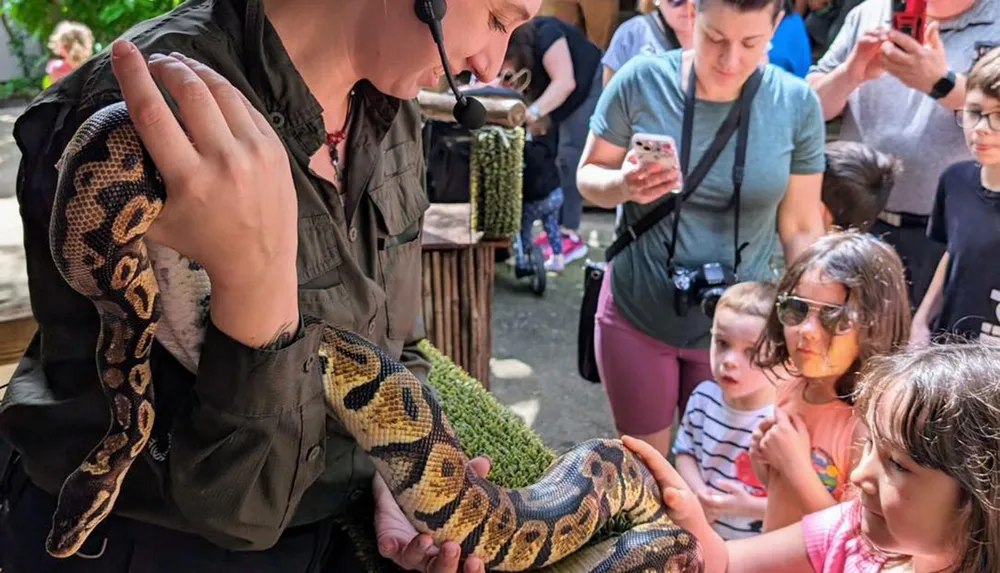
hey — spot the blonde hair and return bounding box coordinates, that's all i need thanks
[637,0,659,13]
[47,21,94,68]
[715,281,778,321]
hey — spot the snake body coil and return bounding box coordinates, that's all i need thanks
[48,101,703,572]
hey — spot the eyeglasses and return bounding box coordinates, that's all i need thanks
[775,294,853,335]
[954,108,1000,131]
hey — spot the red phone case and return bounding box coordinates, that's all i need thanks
[892,0,926,43]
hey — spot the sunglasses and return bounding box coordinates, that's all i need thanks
[775,294,853,335]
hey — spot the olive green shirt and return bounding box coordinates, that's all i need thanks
[1,0,431,552]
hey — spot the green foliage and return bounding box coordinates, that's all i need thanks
[0,76,41,102]
[470,126,524,240]
[2,0,182,54]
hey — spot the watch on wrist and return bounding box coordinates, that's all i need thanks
[930,69,957,100]
[528,103,542,118]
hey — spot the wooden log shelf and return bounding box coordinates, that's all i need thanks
[420,203,505,389]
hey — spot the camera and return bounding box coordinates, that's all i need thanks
[671,262,736,318]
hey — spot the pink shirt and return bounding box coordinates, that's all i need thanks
[802,501,887,572]
[764,377,861,531]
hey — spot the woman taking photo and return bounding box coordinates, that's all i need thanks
[501,17,604,265]
[578,0,826,455]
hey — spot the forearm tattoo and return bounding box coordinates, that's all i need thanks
[255,321,298,351]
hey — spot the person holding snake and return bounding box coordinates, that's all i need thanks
[0,1,542,572]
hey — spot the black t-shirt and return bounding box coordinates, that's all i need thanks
[529,16,602,124]
[522,129,560,203]
[927,160,1000,342]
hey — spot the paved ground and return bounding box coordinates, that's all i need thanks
[0,105,22,200]
[0,102,620,450]
[488,215,619,452]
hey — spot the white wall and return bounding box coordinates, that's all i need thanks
[0,22,42,82]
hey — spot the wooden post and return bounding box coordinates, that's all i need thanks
[417,90,527,129]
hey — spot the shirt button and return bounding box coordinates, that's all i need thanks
[307,445,322,462]
[270,112,285,127]
[348,490,363,503]
[349,227,358,242]
[302,356,315,372]
[368,318,377,335]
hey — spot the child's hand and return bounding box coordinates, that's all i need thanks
[750,417,775,485]
[701,481,761,519]
[758,409,813,479]
[696,488,723,524]
[622,436,711,532]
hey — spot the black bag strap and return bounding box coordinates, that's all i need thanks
[644,10,680,52]
[668,61,759,273]
[605,65,762,263]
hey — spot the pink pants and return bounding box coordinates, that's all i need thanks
[594,265,712,436]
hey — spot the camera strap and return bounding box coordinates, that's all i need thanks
[666,62,761,275]
[604,63,762,264]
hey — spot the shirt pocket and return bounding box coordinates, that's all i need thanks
[369,166,429,341]
[295,214,356,330]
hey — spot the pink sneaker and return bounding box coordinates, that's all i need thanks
[561,231,588,264]
[538,231,588,264]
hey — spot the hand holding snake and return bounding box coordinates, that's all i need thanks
[46,40,704,572]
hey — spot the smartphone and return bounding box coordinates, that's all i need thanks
[630,133,679,173]
[891,0,926,43]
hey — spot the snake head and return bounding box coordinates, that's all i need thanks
[45,516,102,559]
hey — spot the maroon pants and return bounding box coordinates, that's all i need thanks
[594,266,713,436]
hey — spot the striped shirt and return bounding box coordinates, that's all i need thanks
[671,381,774,539]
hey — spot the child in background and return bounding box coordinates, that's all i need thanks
[751,231,911,533]
[768,141,898,280]
[912,47,1000,346]
[672,282,778,540]
[44,21,94,88]
[626,342,1000,573]
[519,127,566,272]
[820,141,900,233]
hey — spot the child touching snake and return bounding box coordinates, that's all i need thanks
[749,231,911,532]
[625,341,1000,573]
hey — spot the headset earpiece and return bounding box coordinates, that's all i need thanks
[414,0,486,129]
[415,0,447,25]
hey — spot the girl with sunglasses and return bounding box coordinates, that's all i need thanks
[749,231,911,533]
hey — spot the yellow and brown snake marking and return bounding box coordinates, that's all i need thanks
[48,101,704,572]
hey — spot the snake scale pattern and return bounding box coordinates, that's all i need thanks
[46,101,703,572]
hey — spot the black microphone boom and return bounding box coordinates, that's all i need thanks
[417,0,487,130]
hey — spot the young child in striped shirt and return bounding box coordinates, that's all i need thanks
[671,281,778,540]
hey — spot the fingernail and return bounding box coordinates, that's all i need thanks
[148,53,165,61]
[111,40,134,58]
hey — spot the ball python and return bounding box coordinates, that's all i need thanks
[46,100,704,572]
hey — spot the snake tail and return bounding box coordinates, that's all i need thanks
[47,102,162,558]
[319,327,703,572]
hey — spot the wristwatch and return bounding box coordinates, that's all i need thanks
[929,69,957,100]
[527,103,543,118]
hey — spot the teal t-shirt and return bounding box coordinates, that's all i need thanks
[591,50,825,349]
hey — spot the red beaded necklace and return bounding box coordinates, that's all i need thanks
[325,90,354,186]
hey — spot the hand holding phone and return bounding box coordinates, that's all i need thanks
[620,133,683,204]
[630,133,680,173]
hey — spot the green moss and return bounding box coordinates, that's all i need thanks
[469,126,524,240]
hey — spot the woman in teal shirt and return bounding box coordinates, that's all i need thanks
[577,0,826,456]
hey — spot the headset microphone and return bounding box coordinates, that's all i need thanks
[416,0,487,130]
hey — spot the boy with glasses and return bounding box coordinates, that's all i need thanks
[912,47,1000,346]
